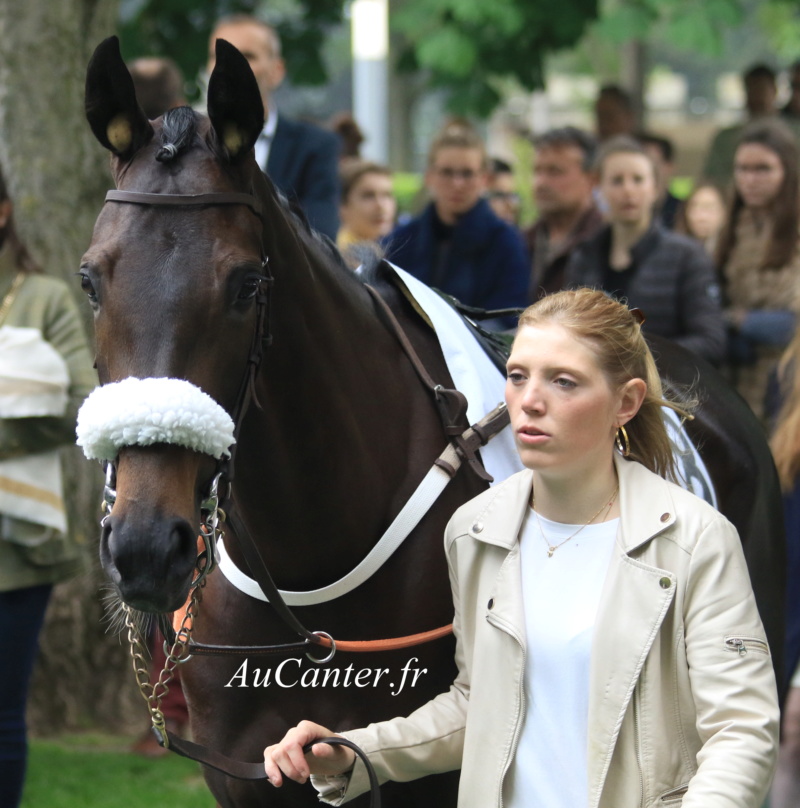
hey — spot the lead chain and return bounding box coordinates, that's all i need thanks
[124,577,204,748]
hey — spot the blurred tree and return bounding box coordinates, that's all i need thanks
[117,0,758,119]
[118,0,345,100]
[392,0,599,116]
[0,0,148,734]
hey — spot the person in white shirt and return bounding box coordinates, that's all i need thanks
[262,288,779,808]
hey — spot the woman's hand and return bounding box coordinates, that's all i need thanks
[263,720,356,786]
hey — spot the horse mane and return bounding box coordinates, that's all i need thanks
[269,184,352,272]
[155,106,197,163]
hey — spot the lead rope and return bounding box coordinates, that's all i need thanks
[123,579,381,806]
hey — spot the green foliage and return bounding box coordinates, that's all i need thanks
[393,0,600,116]
[758,0,800,62]
[591,0,745,58]
[392,171,424,214]
[117,0,345,100]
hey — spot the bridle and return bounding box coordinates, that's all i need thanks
[101,187,274,591]
[97,185,503,797]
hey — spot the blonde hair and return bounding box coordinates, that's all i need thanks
[771,329,800,491]
[516,288,693,480]
[427,120,487,169]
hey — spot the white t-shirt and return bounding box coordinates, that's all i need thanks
[504,507,618,808]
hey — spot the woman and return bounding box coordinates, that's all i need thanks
[263,289,779,808]
[675,182,727,256]
[767,327,800,808]
[0,170,95,806]
[336,160,397,269]
[565,137,726,365]
[716,119,800,421]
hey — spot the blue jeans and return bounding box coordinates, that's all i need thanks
[0,584,53,808]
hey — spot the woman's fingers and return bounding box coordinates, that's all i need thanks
[264,721,355,786]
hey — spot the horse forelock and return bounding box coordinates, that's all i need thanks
[155,106,198,163]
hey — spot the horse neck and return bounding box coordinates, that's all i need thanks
[231,222,445,587]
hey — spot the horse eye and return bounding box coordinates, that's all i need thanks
[237,277,261,301]
[79,272,98,304]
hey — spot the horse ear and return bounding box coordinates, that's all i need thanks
[85,36,153,156]
[207,39,265,162]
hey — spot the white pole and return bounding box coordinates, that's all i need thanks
[351,0,389,164]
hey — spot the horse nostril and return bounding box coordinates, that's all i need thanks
[168,518,198,569]
[100,518,122,585]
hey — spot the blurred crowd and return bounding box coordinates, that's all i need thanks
[123,27,800,805]
[6,13,800,807]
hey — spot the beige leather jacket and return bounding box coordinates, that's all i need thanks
[320,455,779,808]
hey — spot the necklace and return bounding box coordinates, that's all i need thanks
[532,484,619,558]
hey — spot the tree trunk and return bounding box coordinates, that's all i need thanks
[0,0,146,735]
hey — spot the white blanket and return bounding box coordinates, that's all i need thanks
[0,326,69,532]
[390,265,524,485]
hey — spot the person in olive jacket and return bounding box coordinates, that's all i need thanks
[0,170,96,807]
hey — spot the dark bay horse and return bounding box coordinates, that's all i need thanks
[81,37,785,808]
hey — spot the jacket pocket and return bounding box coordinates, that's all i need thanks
[723,635,770,657]
[659,783,688,803]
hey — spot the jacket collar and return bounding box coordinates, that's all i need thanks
[421,197,497,247]
[466,454,676,552]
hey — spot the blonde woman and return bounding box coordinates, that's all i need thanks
[263,289,779,808]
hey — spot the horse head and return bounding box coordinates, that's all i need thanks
[81,36,269,612]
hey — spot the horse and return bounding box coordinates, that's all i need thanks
[80,37,785,808]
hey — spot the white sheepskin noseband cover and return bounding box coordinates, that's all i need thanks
[76,377,235,461]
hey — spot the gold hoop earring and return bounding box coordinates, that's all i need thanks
[615,425,631,457]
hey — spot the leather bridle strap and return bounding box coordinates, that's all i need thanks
[157,729,381,805]
[105,190,263,220]
[365,284,493,483]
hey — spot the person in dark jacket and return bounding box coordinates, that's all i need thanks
[208,16,340,240]
[383,123,529,329]
[565,136,725,365]
[523,127,604,299]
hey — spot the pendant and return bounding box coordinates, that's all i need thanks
[547,547,555,557]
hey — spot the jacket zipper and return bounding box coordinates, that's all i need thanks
[487,612,526,808]
[724,635,769,656]
[633,686,644,808]
[660,783,689,801]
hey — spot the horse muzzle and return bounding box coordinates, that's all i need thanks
[101,506,198,613]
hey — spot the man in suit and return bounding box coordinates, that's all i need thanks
[208,15,340,239]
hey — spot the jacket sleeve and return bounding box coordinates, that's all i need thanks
[0,282,96,460]
[296,129,340,241]
[477,227,530,330]
[682,515,780,808]
[672,244,727,364]
[312,535,469,804]
[482,227,530,312]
